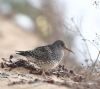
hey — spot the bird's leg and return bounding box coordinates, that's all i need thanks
[42,69,47,79]
[42,69,53,80]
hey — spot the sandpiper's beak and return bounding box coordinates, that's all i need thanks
[64,46,74,54]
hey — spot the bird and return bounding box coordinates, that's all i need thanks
[16,40,73,78]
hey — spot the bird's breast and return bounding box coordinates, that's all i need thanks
[51,49,64,61]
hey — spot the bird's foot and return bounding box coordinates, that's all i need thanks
[42,70,53,80]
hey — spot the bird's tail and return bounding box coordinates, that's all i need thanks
[16,51,30,56]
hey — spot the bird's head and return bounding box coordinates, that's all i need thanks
[53,40,74,53]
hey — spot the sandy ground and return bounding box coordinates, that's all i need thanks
[0,69,68,89]
[0,17,70,89]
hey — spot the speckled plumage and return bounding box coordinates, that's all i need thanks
[16,40,73,71]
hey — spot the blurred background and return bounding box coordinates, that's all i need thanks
[0,0,100,70]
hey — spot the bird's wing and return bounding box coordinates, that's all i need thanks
[32,46,52,60]
[16,46,52,61]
